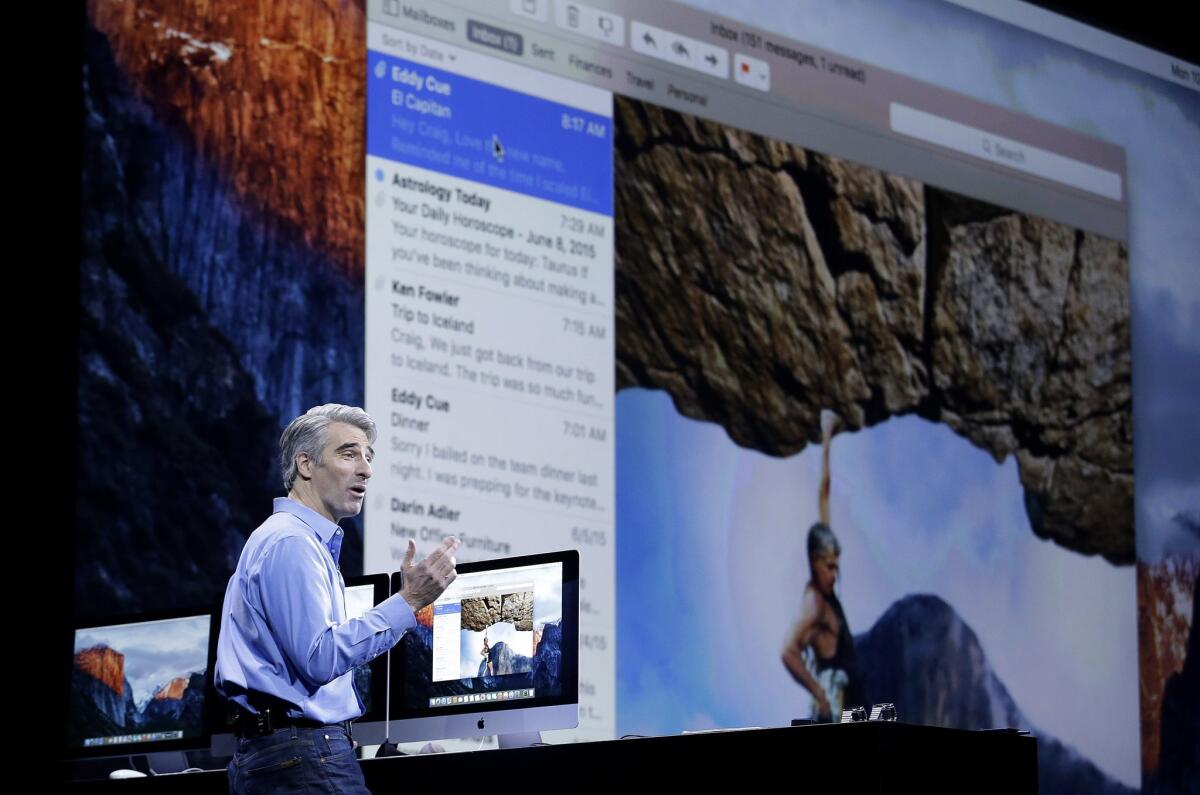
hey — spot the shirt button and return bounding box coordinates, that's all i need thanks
[335,529,342,535]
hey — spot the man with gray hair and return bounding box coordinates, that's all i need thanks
[216,403,459,793]
[781,411,862,722]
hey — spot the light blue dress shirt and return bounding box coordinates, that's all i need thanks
[215,498,415,723]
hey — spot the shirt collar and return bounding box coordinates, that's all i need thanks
[273,497,344,562]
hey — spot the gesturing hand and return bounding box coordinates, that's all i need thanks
[399,537,461,611]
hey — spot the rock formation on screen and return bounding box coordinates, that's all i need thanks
[613,96,1132,563]
[461,591,535,632]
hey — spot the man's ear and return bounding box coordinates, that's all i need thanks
[295,451,315,481]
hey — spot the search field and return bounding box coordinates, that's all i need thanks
[889,103,1122,201]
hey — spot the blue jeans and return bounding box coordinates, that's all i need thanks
[227,724,369,794]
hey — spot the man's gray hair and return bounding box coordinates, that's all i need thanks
[807,522,841,561]
[279,404,377,492]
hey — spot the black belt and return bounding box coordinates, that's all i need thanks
[232,692,354,739]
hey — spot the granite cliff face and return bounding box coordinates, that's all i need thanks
[79,4,368,616]
[856,595,1136,795]
[478,641,533,681]
[70,667,137,738]
[82,9,368,429]
[141,671,207,730]
[530,619,563,691]
[87,0,367,278]
[73,646,138,732]
[613,96,1132,563]
[1146,569,1199,795]
[1138,554,1199,789]
[855,595,1019,731]
[153,676,190,701]
[75,645,126,697]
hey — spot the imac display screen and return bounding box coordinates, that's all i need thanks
[392,552,577,714]
[69,613,212,754]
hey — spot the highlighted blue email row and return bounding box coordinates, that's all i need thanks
[367,52,613,216]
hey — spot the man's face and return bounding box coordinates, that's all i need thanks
[811,552,840,596]
[303,421,374,522]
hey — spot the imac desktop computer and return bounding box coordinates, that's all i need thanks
[374,549,579,748]
[65,609,221,776]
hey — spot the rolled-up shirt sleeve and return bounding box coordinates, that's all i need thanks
[255,535,417,689]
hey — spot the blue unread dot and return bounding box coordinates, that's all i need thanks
[375,168,385,182]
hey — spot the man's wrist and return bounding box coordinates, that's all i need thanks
[378,591,418,632]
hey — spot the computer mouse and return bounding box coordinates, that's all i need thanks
[109,769,148,779]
